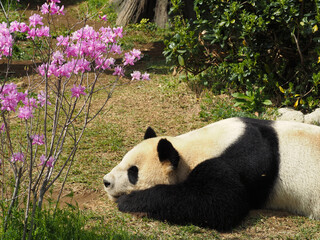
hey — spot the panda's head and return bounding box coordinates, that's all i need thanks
[103,127,181,201]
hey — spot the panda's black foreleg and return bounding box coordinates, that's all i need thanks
[117,158,250,231]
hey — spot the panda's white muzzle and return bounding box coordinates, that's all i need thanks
[103,173,130,201]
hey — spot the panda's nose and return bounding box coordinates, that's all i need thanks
[103,179,111,188]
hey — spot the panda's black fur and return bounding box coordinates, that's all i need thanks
[117,118,280,231]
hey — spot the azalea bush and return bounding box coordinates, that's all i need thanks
[165,0,320,113]
[0,0,149,239]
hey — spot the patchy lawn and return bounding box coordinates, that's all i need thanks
[3,1,320,239]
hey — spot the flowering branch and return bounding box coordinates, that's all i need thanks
[0,0,150,238]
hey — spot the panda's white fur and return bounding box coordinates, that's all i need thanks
[103,117,320,230]
[267,121,320,219]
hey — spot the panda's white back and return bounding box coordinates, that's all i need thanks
[267,120,320,219]
[173,118,246,169]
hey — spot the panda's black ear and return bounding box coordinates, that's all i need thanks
[157,138,179,169]
[144,127,157,139]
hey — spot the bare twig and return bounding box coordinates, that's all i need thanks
[292,32,304,65]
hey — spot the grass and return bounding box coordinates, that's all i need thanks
[5,72,318,239]
[1,204,148,240]
[67,0,117,24]
[1,1,320,239]
[53,70,320,239]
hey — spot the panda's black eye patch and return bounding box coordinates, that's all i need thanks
[128,166,139,185]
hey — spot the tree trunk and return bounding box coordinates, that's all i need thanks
[111,0,148,26]
[110,0,169,28]
[154,0,168,28]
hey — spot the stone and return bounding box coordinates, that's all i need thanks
[276,108,304,122]
[304,108,320,125]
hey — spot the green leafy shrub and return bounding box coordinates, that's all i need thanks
[128,18,158,33]
[232,86,272,113]
[199,94,259,122]
[165,0,320,112]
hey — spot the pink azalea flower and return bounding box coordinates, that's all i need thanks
[27,28,37,40]
[18,106,34,119]
[52,50,64,65]
[103,57,115,69]
[71,29,84,41]
[48,2,64,15]
[19,22,30,33]
[39,155,55,167]
[142,72,150,80]
[113,66,124,76]
[1,92,19,112]
[41,3,50,14]
[0,123,5,133]
[1,82,16,95]
[99,15,107,21]
[71,85,86,98]
[81,25,96,40]
[58,62,73,78]
[56,35,69,46]
[47,156,55,167]
[131,71,141,80]
[0,84,27,112]
[22,97,38,108]
[110,44,122,54]
[66,45,78,58]
[11,152,24,163]
[39,154,46,166]
[130,49,141,60]
[99,27,115,43]
[73,58,90,74]
[37,63,48,77]
[123,53,135,66]
[47,63,57,77]
[9,21,20,33]
[17,91,27,102]
[32,134,44,145]
[0,22,13,58]
[29,14,43,27]
[37,90,51,107]
[113,27,123,38]
[36,26,50,37]
[58,5,65,15]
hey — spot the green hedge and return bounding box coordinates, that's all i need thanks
[164,0,320,112]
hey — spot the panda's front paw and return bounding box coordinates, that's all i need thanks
[118,191,152,214]
[116,194,131,212]
[117,193,142,212]
[116,194,148,218]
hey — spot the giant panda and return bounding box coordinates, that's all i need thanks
[103,117,320,231]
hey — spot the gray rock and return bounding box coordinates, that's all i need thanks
[277,108,304,122]
[304,108,320,125]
